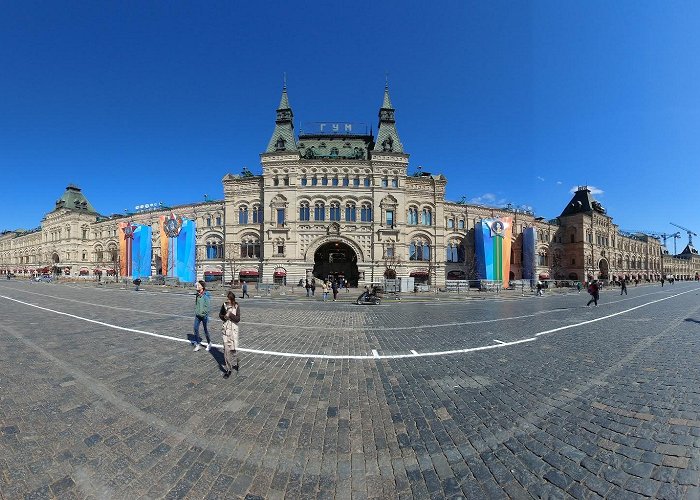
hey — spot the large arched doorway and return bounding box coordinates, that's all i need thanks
[313,241,359,286]
[598,259,609,280]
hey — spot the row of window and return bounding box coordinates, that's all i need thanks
[299,203,373,222]
[299,176,399,188]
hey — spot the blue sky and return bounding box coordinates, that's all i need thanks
[1,1,699,251]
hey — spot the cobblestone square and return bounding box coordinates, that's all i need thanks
[1,280,700,499]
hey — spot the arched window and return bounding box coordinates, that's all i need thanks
[329,202,341,221]
[447,219,454,229]
[408,207,418,225]
[360,203,372,222]
[108,244,118,262]
[206,239,224,259]
[345,203,356,222]
[421,208,432,225]
[409,238,430,261]
[299,202,310,221]
[252,205,263,223]
[314,202,325,221]
[446,242,459,262]
[240,236,261,259]
[238,206,248,224]
[95,245,103,262]
[458,219,465,230]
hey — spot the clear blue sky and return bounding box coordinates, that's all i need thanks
[1,1,699,251]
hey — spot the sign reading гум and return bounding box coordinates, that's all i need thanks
[300,122,369,135]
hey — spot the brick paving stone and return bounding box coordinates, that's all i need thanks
[1,281,700,498]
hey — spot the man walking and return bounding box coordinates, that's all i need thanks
[193,280,212,351]
[586,280,600,307]
[620,280,627,295]
[241,281,250,299]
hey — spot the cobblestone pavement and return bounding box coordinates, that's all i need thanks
[1,280,699,499]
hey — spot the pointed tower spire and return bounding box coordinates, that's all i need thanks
[265,80,297,153]
[372,81,403,153]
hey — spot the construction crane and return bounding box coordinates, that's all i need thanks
[670,222,697,248]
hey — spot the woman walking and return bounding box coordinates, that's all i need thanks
[220,291,240,378]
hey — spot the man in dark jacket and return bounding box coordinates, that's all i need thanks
[586,281,600,307]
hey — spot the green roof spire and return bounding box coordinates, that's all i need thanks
[265,80,297,153]
[372,81,403,153]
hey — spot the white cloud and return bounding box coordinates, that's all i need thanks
[569,185,604,196]
[556,181,562,185]
[537,176,545,182]
[470,193,496,204]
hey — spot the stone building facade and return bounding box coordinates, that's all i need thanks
[2,85,699,285]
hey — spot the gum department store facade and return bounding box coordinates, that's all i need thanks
[1,85,699,286]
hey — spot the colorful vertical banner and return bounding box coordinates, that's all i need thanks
[119,222,152,278]
[522,226,537,281]
[475,217,513,288]
[160,214,196,283]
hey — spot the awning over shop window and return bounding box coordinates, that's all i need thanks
[204,271,223,276]
[410,271,429,277]
[538,273,550,280]
[239,270,259,276]
[273,270,286,277]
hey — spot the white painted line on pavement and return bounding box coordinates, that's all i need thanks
[534,288,698,337]
[1,286,697,360]
[410,350,419,355]
[493,339,506,345]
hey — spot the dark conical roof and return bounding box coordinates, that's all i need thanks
[372,84,403,153]
[560,186,606,217]
[53,184,98,214]
[679,244,698,256]
[265,84,297,153]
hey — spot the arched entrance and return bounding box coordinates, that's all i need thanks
[313,241,359,286]
[598,259,609,280]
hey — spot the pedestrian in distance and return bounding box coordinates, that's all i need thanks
[332,279,338,301]
[241,281,250,299]
[219,291,240,378]
[661,278,665,287]
[193,280,212,351]
[586,280,600,307]
[576,281,582,293]
[536,281,543,296]
[311,278,316,296]
[322,280,329,302]
[620,280,627,295]
[305,279,310,297]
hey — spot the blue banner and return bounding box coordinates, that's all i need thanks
[522,227,536,281]
[132,225,152,279]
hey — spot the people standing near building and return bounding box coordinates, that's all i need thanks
[586,280,600,307]
[193,280,212,351]
[241,281,250,299]
[219,291,240,378]
[305,279,310,297]
[620,280,628,295]
[311,278,316,296]
[322,280,329,302]
[331,279,338,301]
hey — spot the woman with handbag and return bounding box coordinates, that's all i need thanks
[220,291,240,378]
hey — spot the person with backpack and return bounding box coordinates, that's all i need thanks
[219,291,240,378]
[192,280,212,351]
[586,280,600,307]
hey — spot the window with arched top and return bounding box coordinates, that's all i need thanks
[240,236,261,259]
[299,202,310,221]
[345,203,356,222]
[421,208,432,226]
[447,219,454,229]
[238,206,248,224]
[329,202,341,221]
[409,238,431,261]
[408,207,418,225]
[314,202,325,221]
[206,238,224,259]
[252,205,263,223]
[360,203,372,222]
[458,219,465,230]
